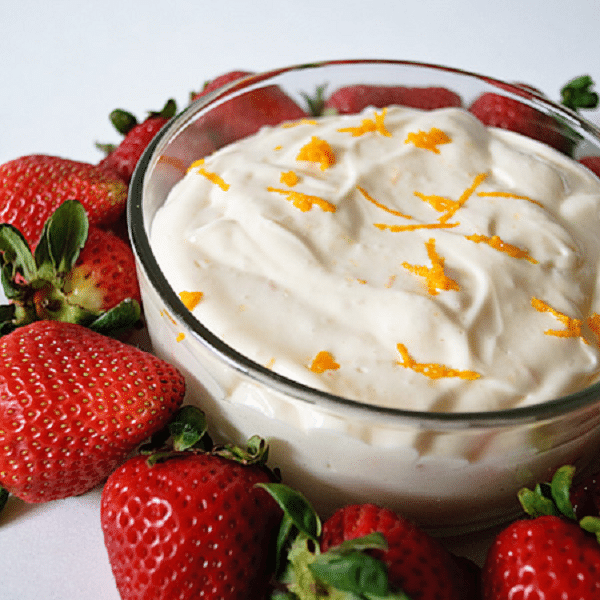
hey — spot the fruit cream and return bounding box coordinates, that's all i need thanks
[150,106,600,414]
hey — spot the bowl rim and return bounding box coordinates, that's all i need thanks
[128,58,600,430]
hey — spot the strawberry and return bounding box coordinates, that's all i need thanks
[323,84,462,115]
[321,504,474,600]
[0,154,128,247]
[259,484,478,600]
[482,465,600,599]
[97,99,177,184]
[469,75,598,155]
[0,200,140,335]
[483,516,600,599]
[100,407,281,600]
[190,69,309,149]
[0,319,185,502]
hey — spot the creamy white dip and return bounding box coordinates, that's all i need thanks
[150,106,600,413]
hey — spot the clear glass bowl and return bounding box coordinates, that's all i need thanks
[129,59,600,535]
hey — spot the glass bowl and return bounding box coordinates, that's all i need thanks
[128,59,600,535]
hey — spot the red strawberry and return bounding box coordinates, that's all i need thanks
[0,319,185,502]
[323,84,462,114]
[0,154,128,246]
[98,99,177,184]
[321,503,472,600]
[482,464,600,599]
[482,515,600,599]
[468,85,572,154]
[579,156,600,179]
[0,200,140,335]
[190,69,308,149]
[100,418,281,600]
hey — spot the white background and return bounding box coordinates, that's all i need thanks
[1,1,600,598]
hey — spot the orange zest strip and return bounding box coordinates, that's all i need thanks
[178,290,204,311]
[338,108,391,137]
[192,164,230,191]
[396,343,480,380]
[357,186,413,219]
[296,136,336,171]
[280,171,299,187]
[267,187,336,213]
[374,222,459,232]
[404,127,451,153]
[402,238,459,295]
[588,314,600,346]
[309,351,340,373]
[477,191,544,208]
[438,172,489,224]
[465,233,538,264]
[176,332,185,343]
[531,298,582,338]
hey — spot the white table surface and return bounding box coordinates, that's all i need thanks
[2,1,600,598]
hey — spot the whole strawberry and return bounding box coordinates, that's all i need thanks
[469,75,598,155]
[483,465,600,599]
[259,484,478,600]
[98,99,177,183]
[483,515,600,599]
[0,154,127,246]
[0,200,140,335]
[323,84,462,114]
[101,412,281,600]
[0,319,185,502]
[321,504,474,600]
[190,69,308,149]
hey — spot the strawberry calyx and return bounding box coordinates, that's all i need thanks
[560,75,599,112]
[0,200,140,336]
[109,99,177,137]
[518,464,600,543]
[141,405,276,478]
[259,483,412,600]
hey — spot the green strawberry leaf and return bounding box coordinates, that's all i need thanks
[34,199,88,280]
[561,75,599,112]
[308,550,390,598]
[518,483,560,517]
[150,98,177,120]
[215,434,271,466]
[550,464,577,520]
[110,109,139,135]
[259,482,322,542]
[169,405,210,451]
[580,515,600,544]
[87,298,141,334]
[0,224,37,296]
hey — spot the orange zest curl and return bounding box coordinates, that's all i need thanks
[438,172,489,224]
[296,136,336,171]
[178,290,204,311]
[402,238,459,295]
[396,343,480,380]
[531,298,582,338]
[465,234,538,264]
[404,127,451,153]
[309,351,340,373]
[338,108,391,137]
[267,187,336,213]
